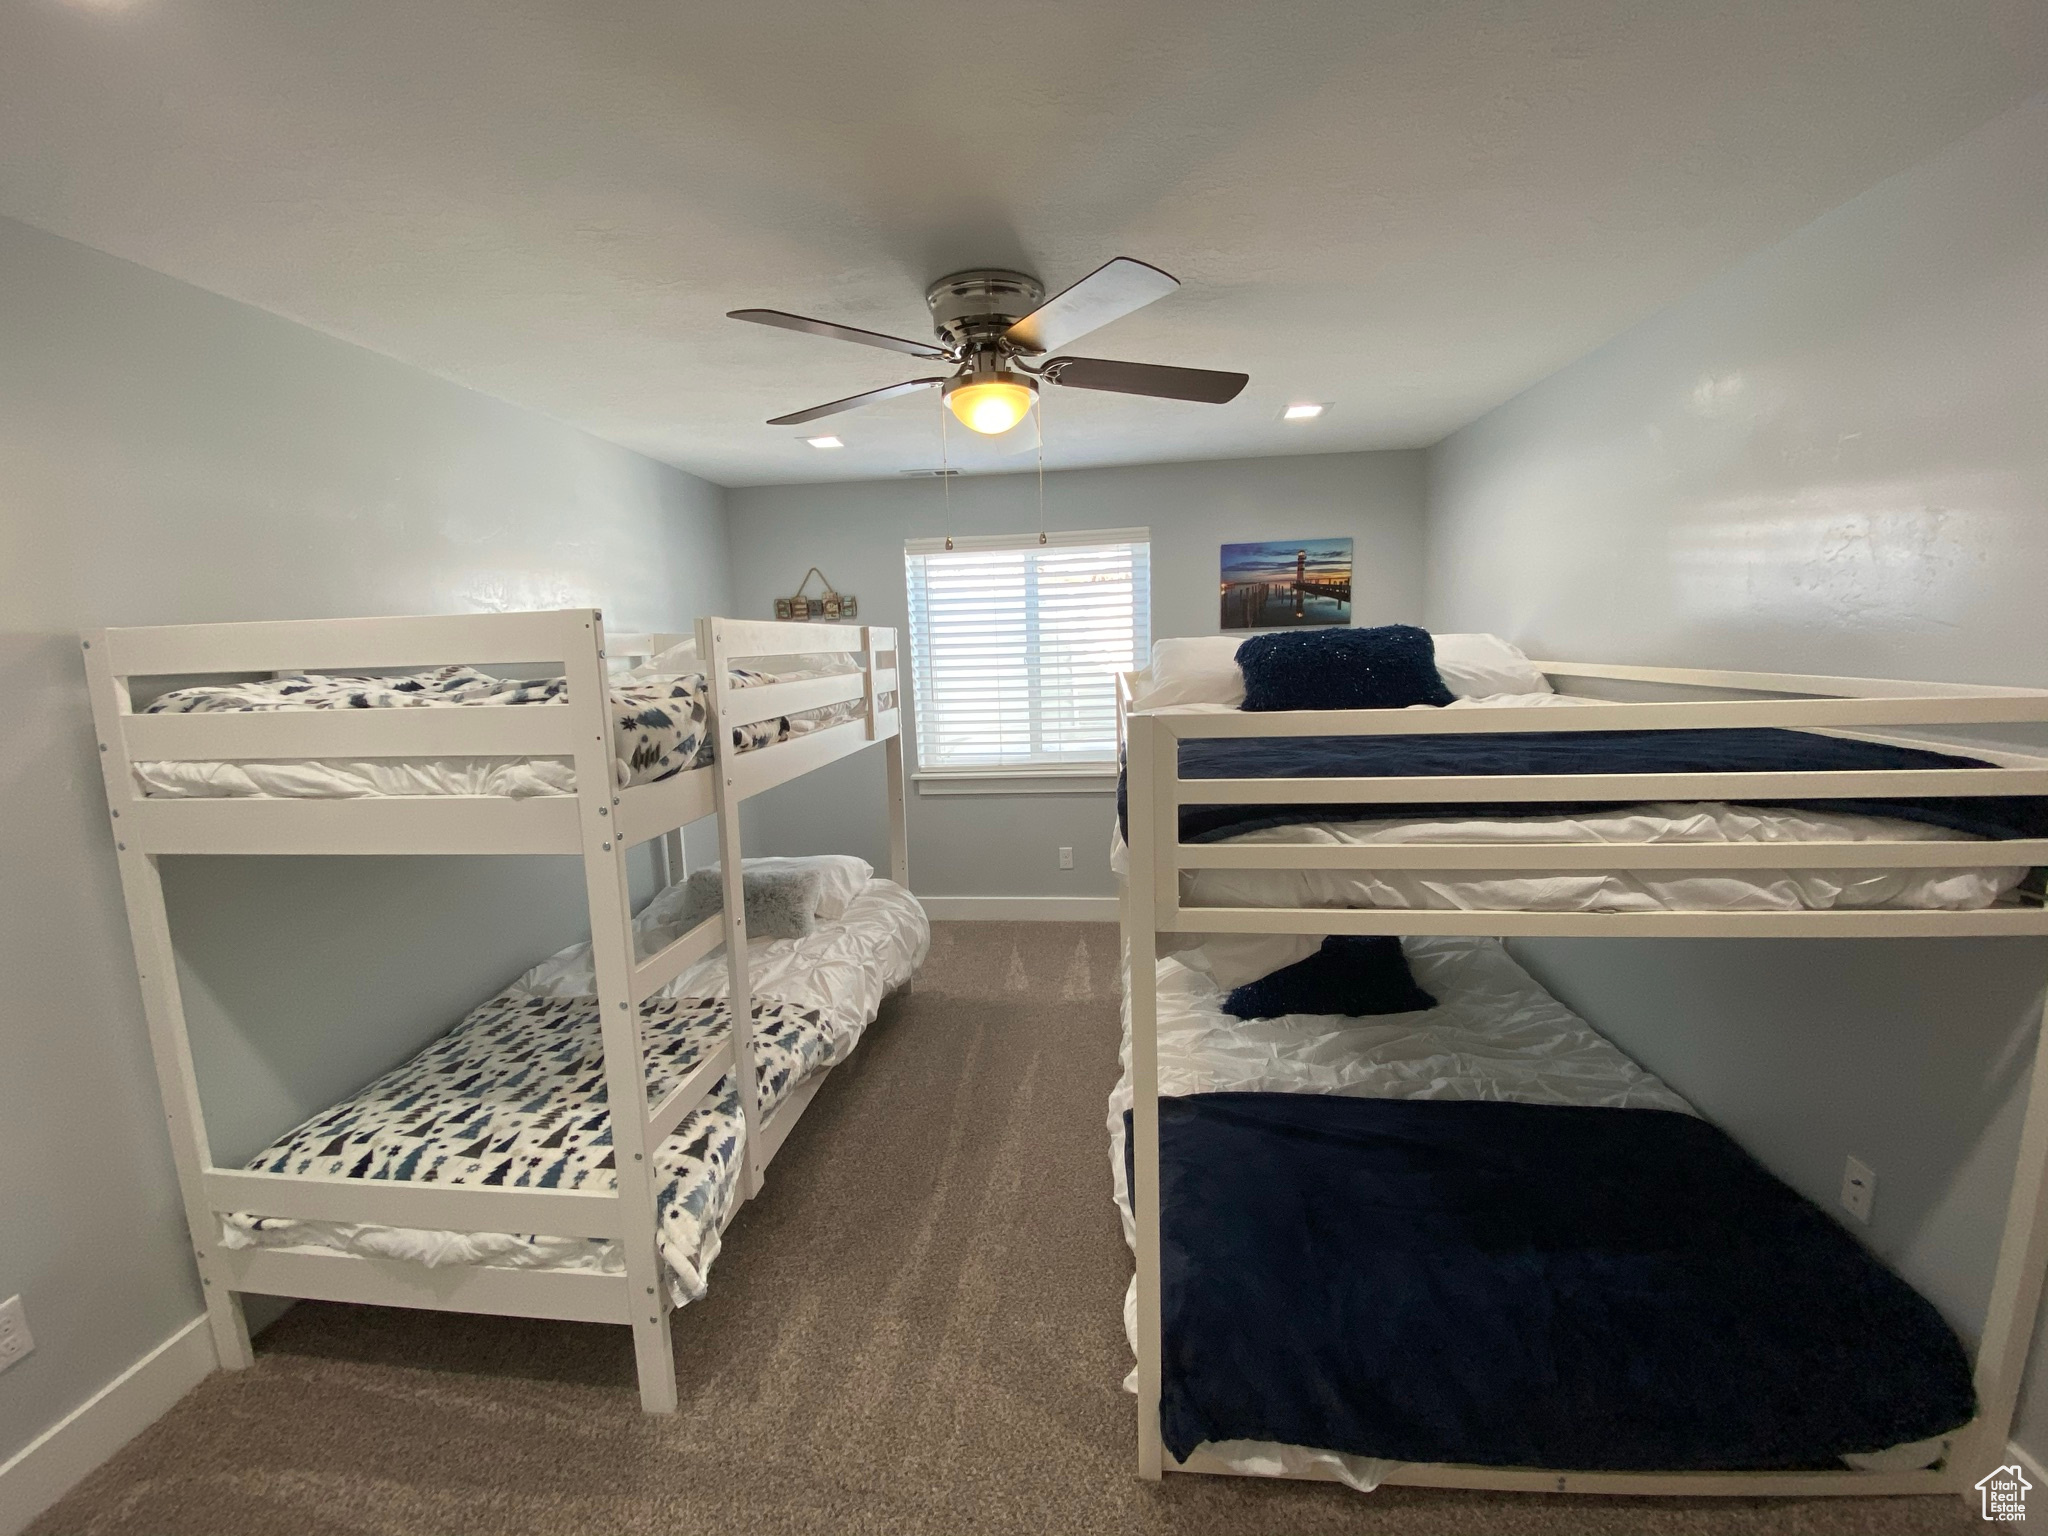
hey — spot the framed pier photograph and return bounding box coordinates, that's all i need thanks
[1219,537,1353,629]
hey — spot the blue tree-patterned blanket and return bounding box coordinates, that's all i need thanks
[225,988,845,1299]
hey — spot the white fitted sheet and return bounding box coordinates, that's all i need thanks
[1163,802,2024,914]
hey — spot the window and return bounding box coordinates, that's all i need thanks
[904,528,1150,775]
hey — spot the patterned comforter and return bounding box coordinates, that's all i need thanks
[140,662,872,793]
[221,987,855,1302]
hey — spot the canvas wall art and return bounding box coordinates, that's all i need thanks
[1219,537,1353,629]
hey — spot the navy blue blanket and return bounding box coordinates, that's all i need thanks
[1114,726,2048,844]
[1128,1094,1974,1468]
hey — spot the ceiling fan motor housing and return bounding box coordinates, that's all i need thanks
[925,269,1046,353]
[732,255,1245,427]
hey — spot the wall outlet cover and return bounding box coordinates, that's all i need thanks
[0,1294,33,1373]
[1840,1156,1876,1225]
[1058,846,1074,869]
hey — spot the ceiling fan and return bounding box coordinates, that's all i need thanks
[728,258,1248,437]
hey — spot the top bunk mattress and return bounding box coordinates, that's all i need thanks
[132,659,891,799]
[1113,720,2048,914]
[1125,724,2048,845]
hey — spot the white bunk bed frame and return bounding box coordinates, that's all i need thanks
[82,609,910,1415]
[1118,659,2048,1500]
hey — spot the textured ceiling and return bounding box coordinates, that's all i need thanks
[3,1,2044,486]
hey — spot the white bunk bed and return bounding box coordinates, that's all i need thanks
[1116,652,2048,1500]
[83,609,913,1414]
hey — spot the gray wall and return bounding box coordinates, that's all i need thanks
[726,451,1427,897]
[1425,95,2048,1449]
[0,214,730,1473]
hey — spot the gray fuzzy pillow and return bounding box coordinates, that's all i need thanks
[679,866,824,941]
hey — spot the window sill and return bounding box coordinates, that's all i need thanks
[913,769,1119,797]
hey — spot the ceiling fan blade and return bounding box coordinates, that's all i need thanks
[1043,356,1248,404]
[765,376,947,426]
[1002,258,1179,354]
[729,308,951,361]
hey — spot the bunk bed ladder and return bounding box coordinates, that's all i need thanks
[568,612,679,1415]
[700,617,770,1202]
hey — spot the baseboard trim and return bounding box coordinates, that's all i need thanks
[0,1316,215,1536]
[921,896,1119,922]
[2008,1439,2046,1488]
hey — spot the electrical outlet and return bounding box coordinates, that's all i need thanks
[0,1296,33,1374]
[1840,1157,1876,1225]
[1058,846,1074,870]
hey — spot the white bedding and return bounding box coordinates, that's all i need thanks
[511,878,930,1034]
[1111,693,2027,913]
[1165,803,2023,913]
[219,879,929,1300]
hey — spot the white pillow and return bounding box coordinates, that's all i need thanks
[1128,636,1246,711]
[689,854,874,920]
[1430,633,1552,697]
[627,636,700,678]
[1170,933,1322,991]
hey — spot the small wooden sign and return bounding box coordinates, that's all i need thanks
[777,569,855,622]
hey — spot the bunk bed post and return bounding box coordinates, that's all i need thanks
[862,624,910,888]
[80,633,254,1372]
[1125,710,1167,1479]
[885,732,910,890]
[1960,981,2048,1489]
[700,616,768,1201]
[565,610,678,1415]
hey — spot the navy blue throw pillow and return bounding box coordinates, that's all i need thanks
[1235,625,1455,712]
[1222,935,1438,1021]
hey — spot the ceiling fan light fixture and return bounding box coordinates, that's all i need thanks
[944,372,1037,435]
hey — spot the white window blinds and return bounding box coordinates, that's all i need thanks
[904,528,1151,773]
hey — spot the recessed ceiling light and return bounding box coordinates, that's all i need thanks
[1282,403,1328,421]
[804,435,844,449]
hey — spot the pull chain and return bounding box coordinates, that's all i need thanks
[939,392,954,548]
[1035,391,1047,545]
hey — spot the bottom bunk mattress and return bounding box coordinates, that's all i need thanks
[220,882,929,1304]
[1109,938,1974,1480]
[1130,1093,1975,1471]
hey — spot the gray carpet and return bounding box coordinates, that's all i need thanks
[33,922,1979,1534]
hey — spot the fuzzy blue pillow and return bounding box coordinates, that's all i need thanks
[1235,625,1456,712]
[1221,935,1438,1021]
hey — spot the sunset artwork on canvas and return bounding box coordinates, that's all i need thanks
[1219,538,1353,629]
